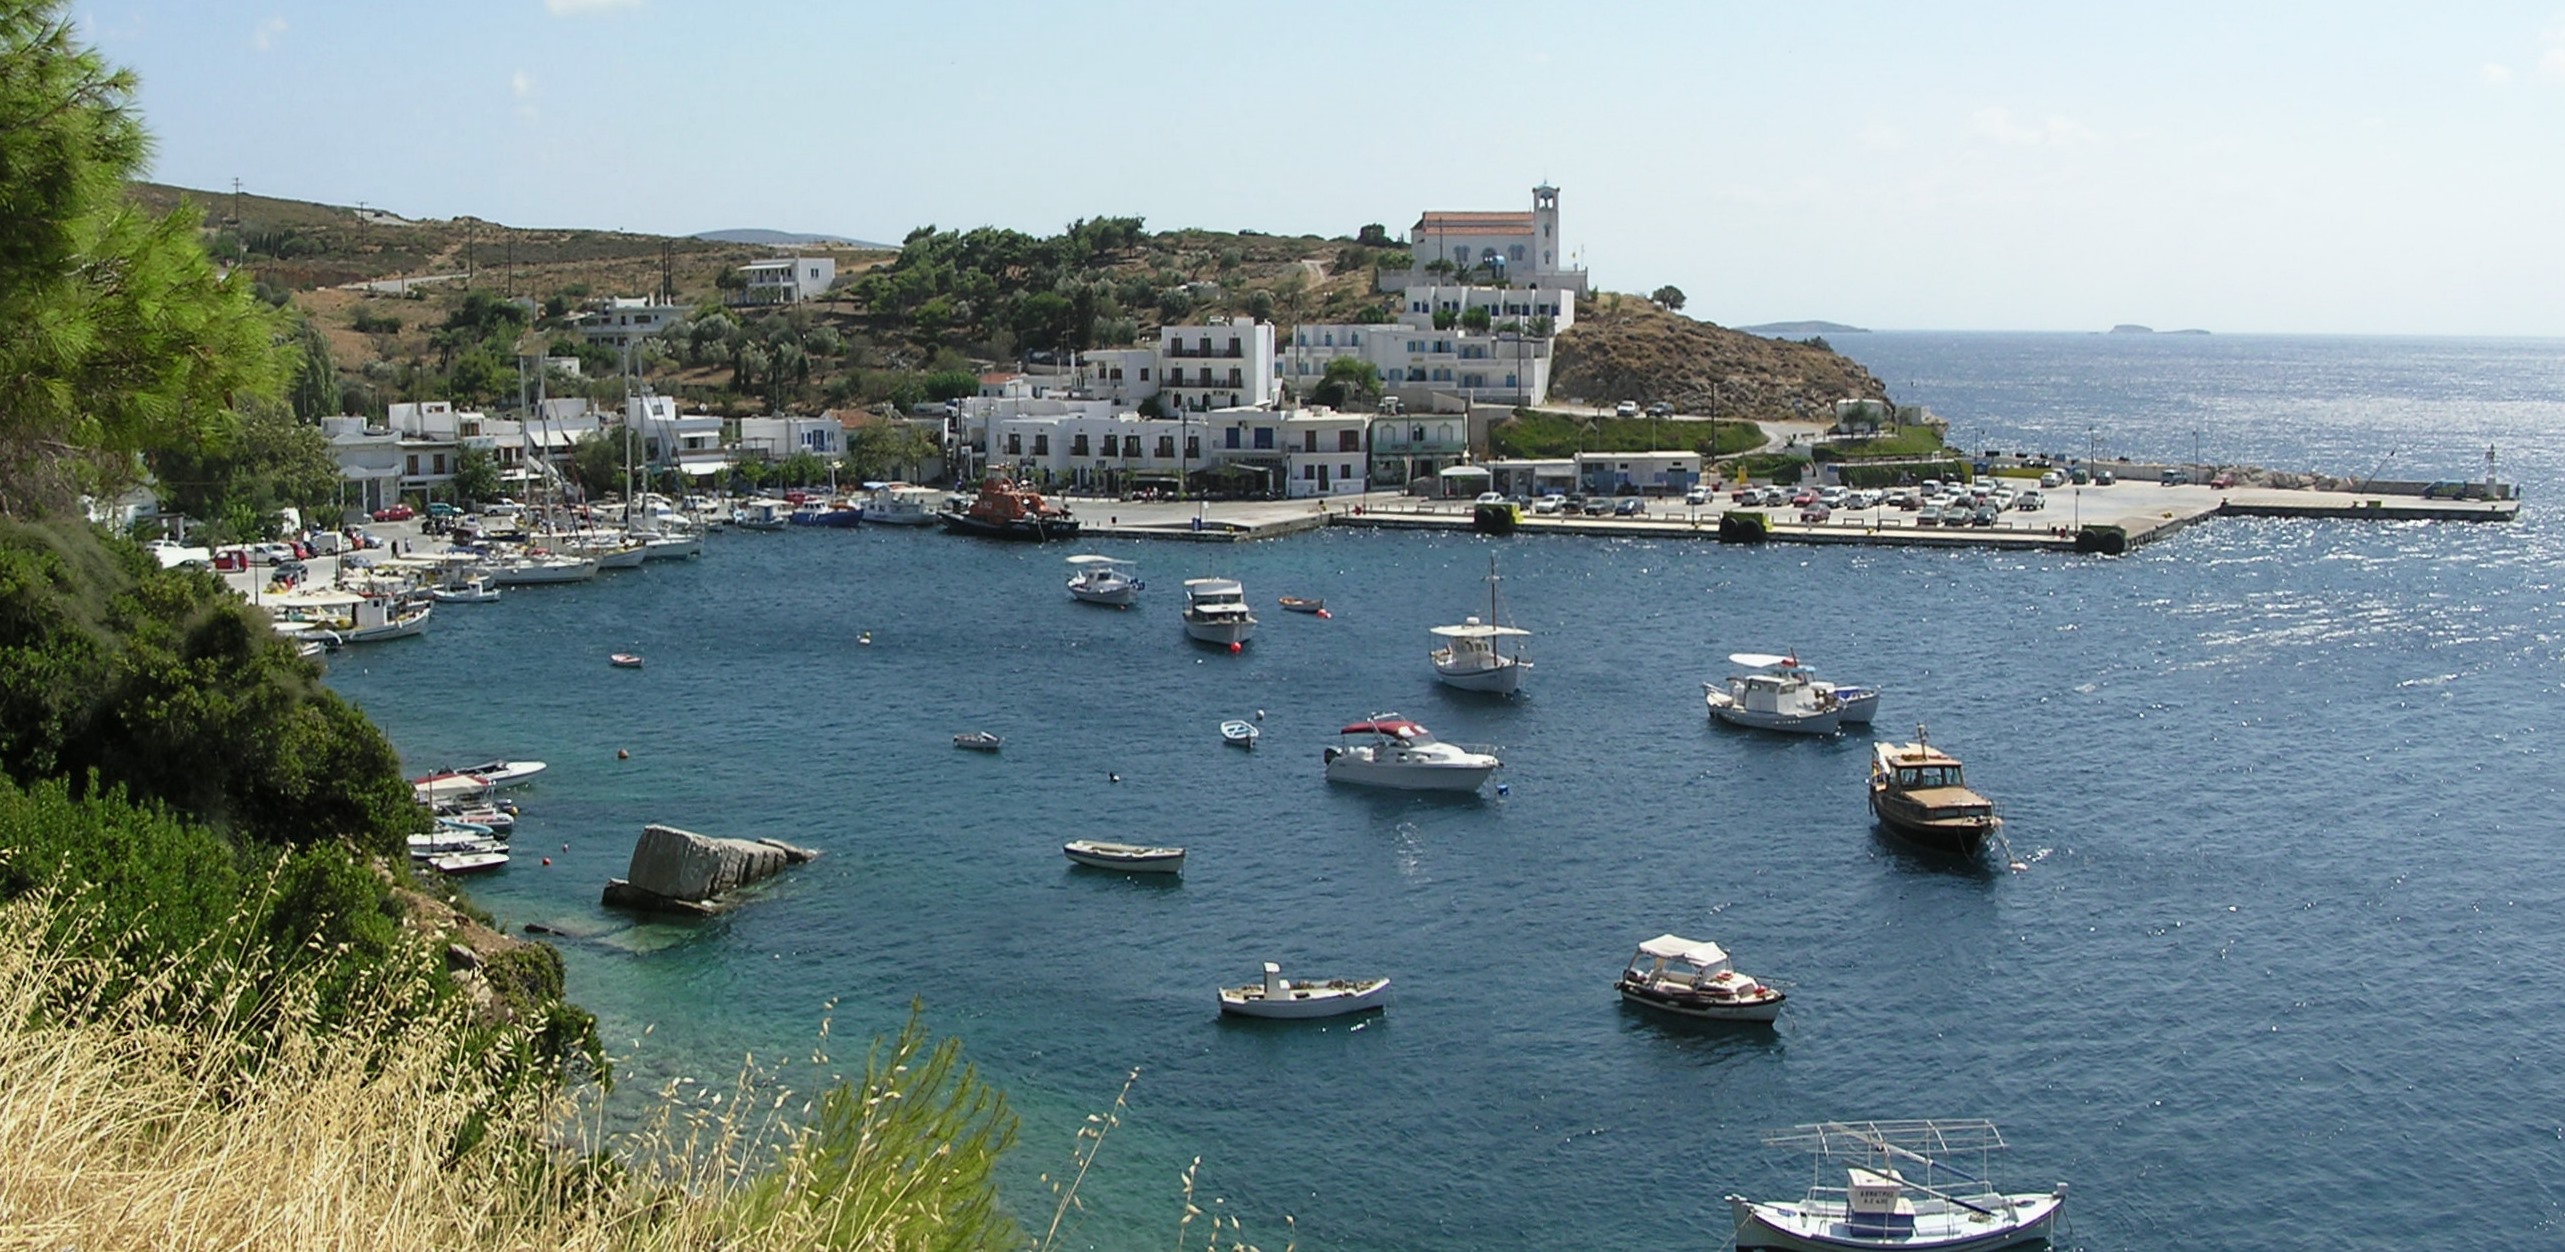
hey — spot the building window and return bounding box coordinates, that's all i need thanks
[1185,436,1199,459]
[1225,428,1241,449]
[1338,430,1360,452]
[1341,463,1354,479]
[432,453,447,474]
[1303,430,1318,452]
[1072,434,1090,456]
[1006,434,1022,455]
[1456,246,1471,263]
[1253,428,1273,450]
[1156,436,1175,458]
[1302,465,1315,480]
[1124,435,1142,457]
[1510,245,1526,262]
[405,454,418,475]
[1139,367,1150,381]
[1033,433,1049,455]
[1411,425,1424,442]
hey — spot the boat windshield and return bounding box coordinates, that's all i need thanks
[1896,765,1960,788]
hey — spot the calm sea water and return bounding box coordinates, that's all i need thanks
[327,333,2565,1250]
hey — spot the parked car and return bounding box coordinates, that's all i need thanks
[2070,467,2092,485]
[1800,504,1831,523]
[1683,487,1710,506]
[370,503,415,522]
[1970,504,2000,527]
[1532,494,1566,515]
[1730,486,1759,502]
[1475,491,1509,505]
[2160,468,2188,485]
[1916,506,1944,527]
[1582,497,1613,516]
[425,502,462,519]
[251,542,298,565]
[2210,472,2236,489]
[1614,400,1639,418]
[1646,401,1674,418]
[2094,469,2116,485]
[2017,490,2045,511]
[1791,488,1818,507]
[2039,470,2065,489]
[1614,497,1647,517]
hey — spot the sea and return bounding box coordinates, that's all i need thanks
[324,332,2565,1250]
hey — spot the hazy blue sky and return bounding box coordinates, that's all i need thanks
[76,1,2565,335]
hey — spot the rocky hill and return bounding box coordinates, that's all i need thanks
[1552,297,1890,418]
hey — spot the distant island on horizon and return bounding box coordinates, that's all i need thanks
[2108,324,2212,335]
[693,227,895,249]
[1736,319,1869,336]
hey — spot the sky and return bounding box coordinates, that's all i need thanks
[72,1,2565,336]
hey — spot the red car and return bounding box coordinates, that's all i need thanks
[371,503,415,522]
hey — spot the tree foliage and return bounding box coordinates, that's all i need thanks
[0,0,285,516]
[1651,284,1687,312]
[565,427,642,500]
[1310,357,1383,409]
[145,398,340,539]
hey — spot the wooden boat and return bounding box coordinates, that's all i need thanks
[1277,596,1326,614]
[610,653,644,668]
[427,577,501,604]
[1615,934,1786,1023]
[1867,727,2002,854]
[1726,1120,2065,1251]
[938,475,1079,541]
[953,731,1004,752]
[1217,963,1390,1020]
[1430,556,1531,694]
[1220,719,1260,748]
[1061,840,1185,873]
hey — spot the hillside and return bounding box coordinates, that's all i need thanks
[1551,297,1890,419]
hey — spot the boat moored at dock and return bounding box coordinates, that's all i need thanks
[939,476,1079,541]
[1065,554,1144,606]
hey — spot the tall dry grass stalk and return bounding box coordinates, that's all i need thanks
[0,890,1015,1250]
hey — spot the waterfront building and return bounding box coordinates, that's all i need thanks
[976,403,1366,498]
[1369,412,1476,491]
[1280,292,1570,408]
[1577,450,1702,496]
[1155,317,1279,412]
[734,415,843,462]
[627,394,731,482]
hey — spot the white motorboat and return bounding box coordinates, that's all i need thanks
[1706,653,1875,735]
[432,802,515,834]
[735,500,790,531]
[1062,840,1185,873]
[485,553,600,585]
[1727,1120,2065,1252]
[863,482,943,526]
[448,759,546,789]
[267,588,429,644]
[424,849,510,874]
[634,529,701,560]
[953,731,1003,752]
[1431,558,1532,694]
[1220,719,1260,748]
[1322,716,1501,792]
[1182,577,1257,646]
[427,576,500,603]
[410,770,492,804]
[1065,554,1144,607]
[1614,933,1786,1023]
[1217,963,1390,1020]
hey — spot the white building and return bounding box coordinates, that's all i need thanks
[734,415,843,462]
[977,403,1365,498]
[1073,347,1161,406]
[1280,305,1566,408]
[1155,317,1278,412]
[627,394,730,481]
[1576,450,1702,496]
[1393,184,1589,294]
[572,297,686,349]
[737,256,837,305]
[322,416,405,517]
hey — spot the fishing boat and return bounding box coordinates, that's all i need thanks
[735,499,790,531]
[953,731,1004,752]
[1322,716,1501,793]
[1217,963,1390,1020]
[1061,840,1186,873]
[1277,596,1326,614]
[1706,654,1847,735]
[610,653,644,668]
[1614,933,1786,1023]
[268,588,430,644]
[938,476,1079,541]
[1065,554,1144,606]
[790,499,865,527]
[863,482,943,526]
[1727,1120,2066,1252]
[427,576,501,604]
[1430,556,1532,694]
[1867,727,2002,854]
[1182,578,1257,646]
[1220,719,1260,748]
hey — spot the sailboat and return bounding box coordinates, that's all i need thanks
[1429,556,1532,694]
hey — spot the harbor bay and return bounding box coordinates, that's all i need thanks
[328,332,2565,1250]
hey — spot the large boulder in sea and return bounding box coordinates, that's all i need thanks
[602,824,820,916]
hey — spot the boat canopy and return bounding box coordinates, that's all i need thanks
[1340,718,1428,739]
[1729,652,1800,669]
[1636,933,1729,966]
[1066,554,1132,566]
[1184,578,1243,594]
[1431,622,1531,639]
[1762,1119,2007,1158]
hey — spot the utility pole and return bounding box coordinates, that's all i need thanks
[229,177,242,227]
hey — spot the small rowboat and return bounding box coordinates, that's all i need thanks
[1218,963,1389,1019]
[1062,840,1185,873]
[1277,596,1326,614]
[953,731,1003,752]
[1220,719,1260,748]
[610,653,644,668]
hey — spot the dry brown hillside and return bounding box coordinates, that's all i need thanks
[1552,295,1890,418]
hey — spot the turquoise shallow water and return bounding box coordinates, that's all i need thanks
[327,334,2565,1250]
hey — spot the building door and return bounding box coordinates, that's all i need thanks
[1318,463,1330,491]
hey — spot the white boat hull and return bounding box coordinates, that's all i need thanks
[637,533,701,560]
[1828,687,1880,724]
[1729,1190,2063,1252]
[487,558,599,585]
[1708,690,1843,735]
[1617,982,1785,1023]
[1062,841,1185,873]
[342,610,430,643]
[1323,752,1499,792]
[1218,976,1390,1019]
[1069,581,1140,607]
[1184,616,1255,645]
[1432,655,1529,694]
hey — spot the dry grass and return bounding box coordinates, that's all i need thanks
[0,889,1015,1251]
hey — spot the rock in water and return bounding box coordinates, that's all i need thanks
[602,823,820,915]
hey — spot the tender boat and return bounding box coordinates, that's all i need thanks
[1727,1120,2065,1252]
[1706,653,1876,735]
[953,731,1004,752]
[1867,727,2002,854]
[610,653,644,668]
[938,475,1079,541]
[1182,578,1257,646]
[1062,840,1186,873]
[432,802,516,834]
[1065,554,1144,606]
[1220,719,1260,748]
[863,482,943,526]
[451,759,547,789]
[427,576,501,604]
[1614,933,1786,1023]
[1277,596,1326,614]
[735,500,791,531]
[407,819,502,858]
[1322,716,1501,793]
[1217,963,1390,1020]
[1430,556,1531,694]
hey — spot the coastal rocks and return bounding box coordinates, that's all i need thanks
[602,823,821,916]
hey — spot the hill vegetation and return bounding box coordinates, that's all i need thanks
[1549,296,1889,418]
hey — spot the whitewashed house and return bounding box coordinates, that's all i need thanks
[737,256,837,305]
[1156,317,1278,412]
[572,297,686,349]
[735,415,843,462]
[1395,184,1588,294]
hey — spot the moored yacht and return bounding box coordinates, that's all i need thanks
[1706,653,1845,735]
[1181,577,1256,645]
[1322,715,1501,792]
[863,482,942,526]
[1867,727,2002,854]
[1614,933,1786,1023]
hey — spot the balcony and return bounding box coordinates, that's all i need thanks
[1163,344,1245,359]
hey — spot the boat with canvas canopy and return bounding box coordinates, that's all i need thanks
[1065,554,1144,606]
[1614,933,1786,1022]
[1182,578,1257,645]
[1430,556,1531,694]
[1728,1119,2065,1251]
[1706,652,1877,734]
